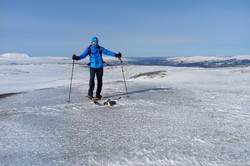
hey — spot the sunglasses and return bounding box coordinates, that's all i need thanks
[92,41,97,45]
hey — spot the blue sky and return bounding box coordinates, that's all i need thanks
[1,0,250,57]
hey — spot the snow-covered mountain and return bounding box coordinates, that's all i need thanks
[128,55,250,68]
[0,53,126,66]
[0,53,71,65]
[165,55,250,67]
[2,53,250,67]
[1,53,31,58]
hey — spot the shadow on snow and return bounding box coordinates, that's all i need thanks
[105,88,173,99]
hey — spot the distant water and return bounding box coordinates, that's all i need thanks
[126,57,170,66]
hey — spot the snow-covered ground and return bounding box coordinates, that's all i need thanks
[1,54,250,165]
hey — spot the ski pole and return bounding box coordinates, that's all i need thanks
[119,58,129,98]
[68,58,75,102]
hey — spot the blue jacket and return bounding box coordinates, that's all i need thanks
[78,45,116,68]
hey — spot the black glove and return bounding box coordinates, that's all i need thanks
[115,52,122,58]
[72,54,79,60]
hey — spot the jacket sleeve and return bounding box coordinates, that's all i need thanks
[100,46,116,57]
[78,48,89,60]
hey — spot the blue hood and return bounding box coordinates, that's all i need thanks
[91,37,99,44]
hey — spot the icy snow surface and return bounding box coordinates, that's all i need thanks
[1,54,250,165]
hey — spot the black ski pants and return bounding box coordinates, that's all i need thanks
[88,67,103,97]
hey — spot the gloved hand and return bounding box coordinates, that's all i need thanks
[115,52,122,59]
[72,54,79,60]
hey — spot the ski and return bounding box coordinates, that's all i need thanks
[86,96,101,105]
[94,97,121,100]
[93,97,109,100]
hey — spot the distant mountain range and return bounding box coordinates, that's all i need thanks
[1,53,250,68]
[127,56,250,68]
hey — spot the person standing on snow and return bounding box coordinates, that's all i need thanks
[72,37,122,99]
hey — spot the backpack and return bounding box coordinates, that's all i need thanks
[87,45,102,56]
[87,45,105,66]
